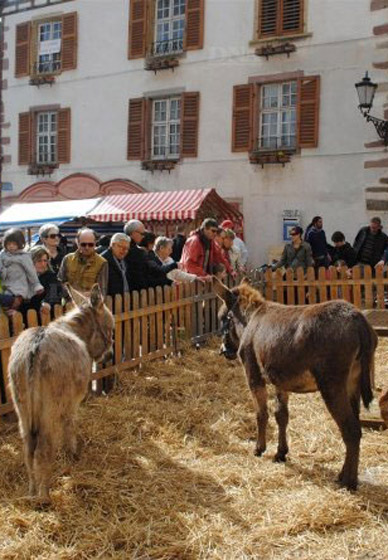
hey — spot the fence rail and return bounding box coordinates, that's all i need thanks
[1,265,387,417]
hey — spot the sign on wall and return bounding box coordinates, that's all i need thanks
[282,210,301,241]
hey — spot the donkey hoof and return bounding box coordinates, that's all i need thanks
[273,453,287,463]
[337,477,358,491]
[254,447,265,457]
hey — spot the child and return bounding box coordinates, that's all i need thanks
[0,228,43,313]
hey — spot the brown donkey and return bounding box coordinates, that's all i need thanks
[215,278,377,490]
[9,284,114,503]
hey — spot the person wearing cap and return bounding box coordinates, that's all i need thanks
[220,220,248,267]
[272,226,313,274]
[353,217,388,267]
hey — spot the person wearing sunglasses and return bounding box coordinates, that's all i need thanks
[38,223,67,275]
[272,226,314,275]
[58,228,108,295]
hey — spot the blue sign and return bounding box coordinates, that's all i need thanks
[1,182,13,192]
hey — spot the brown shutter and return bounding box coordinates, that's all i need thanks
[180,92,200,158]
[297,75,320,148]
[57,108,71,163]
[128,0,147,59]
[184,0,204,51]
[128,98,146,160]
[18,112,33,165]
[232,84,254,152]
[281,0,303,34]
[15,22,31,77]
[61,12,78,71]
[258,0,278,38]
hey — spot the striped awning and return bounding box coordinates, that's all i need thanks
[87,188,242,223]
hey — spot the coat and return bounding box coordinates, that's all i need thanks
[101,248,128,297]
[353,226,388,267]
[0,250,43,299]
[180,230,231,277]
[273,242,314,273]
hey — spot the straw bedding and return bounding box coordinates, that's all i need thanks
[0,338,387,559]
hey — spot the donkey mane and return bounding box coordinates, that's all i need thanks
[235,283,266,313]
[55,304,99,342]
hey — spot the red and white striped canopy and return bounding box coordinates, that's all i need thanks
[87,188,242,223]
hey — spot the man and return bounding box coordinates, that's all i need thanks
[305,216,330,269]
[180,218,229,277]
[221,220,248,268]
[123,220,149,291]
[329,231,356,268]
[58,228,108,295]
[101,233,131,297]
[223,229,241,272]
[353,217,388,267]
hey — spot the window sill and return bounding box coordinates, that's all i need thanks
[28,163,58,176]
[255,42,296,58]
[145,53,183,72]
[249,149,296,167]
[141,159,178,172]
[249,32,312,47]
[29,74,57,86]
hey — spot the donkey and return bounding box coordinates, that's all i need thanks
[215,277,377,490]
[9,284,114,503]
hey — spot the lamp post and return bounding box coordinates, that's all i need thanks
[355,71,388,146]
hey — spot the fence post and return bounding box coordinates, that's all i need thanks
[0,314,12,408]
[375,265,385,309]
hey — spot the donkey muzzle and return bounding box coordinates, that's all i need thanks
[219,343,238,361]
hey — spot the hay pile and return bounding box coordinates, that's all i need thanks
[0,338,387,559]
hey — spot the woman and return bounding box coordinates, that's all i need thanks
[25,246,65,317]
[154,236,197,283]
[38,223,66,274]
[273,226,314,274]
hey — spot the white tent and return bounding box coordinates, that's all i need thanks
[0,198,102,228]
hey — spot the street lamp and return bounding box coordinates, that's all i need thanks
[355,71,388,146]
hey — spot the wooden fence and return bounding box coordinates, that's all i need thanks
[1,265,388,417]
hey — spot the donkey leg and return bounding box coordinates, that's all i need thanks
[319,384,361,490]
[274,390,289,463]
[22,434,37,496]
[63,413,80,460]
[33,433,56,503]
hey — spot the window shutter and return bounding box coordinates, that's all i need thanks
[232,84,254,152]
[61,12,78,71]
[18,112,33,165]
[184,0,204,51]
[15,22,31,77]
[281,0,303,34]
[180,92,200,158]
[57,108,71,163]
[258,0,278,37]
[128,0,147,59]
[128,98,146,160]
[297,76,320,149]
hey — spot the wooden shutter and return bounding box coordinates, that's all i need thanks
[128,0,147,59]
[258,0,278,37]
[18,112,33,165]
[181,92,200,158]
[297,76,320,148]
[15,22,31,77]
[128,98,146,160]
[61,12,78,71]
[281,0,303,34]
[57,108,71,163]
[232,84,254,152]
[184,0,204,50]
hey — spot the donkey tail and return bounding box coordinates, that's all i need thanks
[27,327,46,444]
[357,313,377,409]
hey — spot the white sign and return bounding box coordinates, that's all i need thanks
[282,209,300,218]
[39,39,61,56]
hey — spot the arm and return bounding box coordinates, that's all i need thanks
[272,246,288,270]
[180,238,206,277]
[21,254,44,294]
[57,256,68,284]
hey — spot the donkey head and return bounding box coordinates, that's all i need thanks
[214,277,248,360]
[67,284,115,361]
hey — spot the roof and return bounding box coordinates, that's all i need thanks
[87,188,242,223]
[0,197,101,228]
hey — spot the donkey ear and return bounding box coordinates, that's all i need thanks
[90,284,103,309]
[213,276,236,309]
[66,283,88,308]
[240,276,251,286]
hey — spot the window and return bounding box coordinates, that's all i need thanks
[37,112,57,164]
[258,0,303,39]
[154,0,185,55]
[152,98,181,158]
[37,21,62,74]
[260,81,297,149]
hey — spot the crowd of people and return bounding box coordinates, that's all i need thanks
[0,217,248,319]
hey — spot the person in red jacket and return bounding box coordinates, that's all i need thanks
[180,218,232,277]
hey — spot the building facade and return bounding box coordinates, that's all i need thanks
[0,0,386,265]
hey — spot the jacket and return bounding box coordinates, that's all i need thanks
[146,251,177,287]
[0,250,43,299]
[172,234,187,262]
[329,242,357,268]
[273,242,314,273]
[101,248,128,297]
[306,227,329,260]
[58,250,108,294]
[180,230,231,277]
[353,226,388,267]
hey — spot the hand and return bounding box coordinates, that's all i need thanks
[41,303,51,314]
[375,260,384,268]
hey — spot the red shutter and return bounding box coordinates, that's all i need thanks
[184,0,205,50]
[297,76,320,148]
[128,98,146,160]
[281,0,303,34]
[232,84,254,152]
[15,22,31,77]
[18,112,33,165]
[181,92,200,158]
[57,108,71,163]
[61,12,78,71]
[128,0,147,59]
[258,0,278,37]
